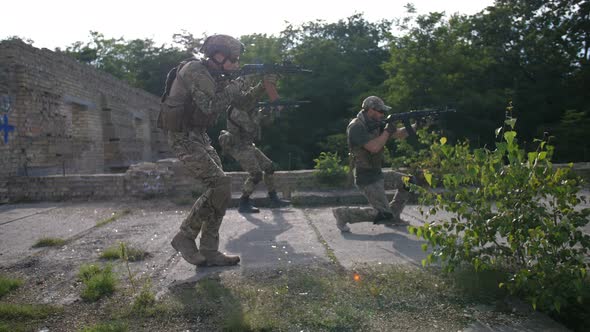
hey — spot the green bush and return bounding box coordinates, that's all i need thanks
[389,127,443,173]
[409,104,590,313]
[313,152,349,186]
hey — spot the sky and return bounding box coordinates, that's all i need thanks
[1,0,494,50]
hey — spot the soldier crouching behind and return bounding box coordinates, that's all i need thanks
[158,34,275,266]
[218,81,290,213]
[333,96,417,233]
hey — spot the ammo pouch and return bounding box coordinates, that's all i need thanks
[157,96,190,132]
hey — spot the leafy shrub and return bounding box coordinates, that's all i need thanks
[313,152,349,186]
[409,104,590,313]
[389,127,447,171]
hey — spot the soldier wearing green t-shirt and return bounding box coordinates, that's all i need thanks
[333,96,416,232]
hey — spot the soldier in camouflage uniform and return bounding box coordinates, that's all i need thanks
[218,89,290,213]
[158,34,273,266]
[333,96,416,233]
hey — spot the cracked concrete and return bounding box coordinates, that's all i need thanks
[0,192,579,331]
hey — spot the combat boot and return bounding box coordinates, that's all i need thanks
[171,231,206,266]
[238,196,260,213]
[268,191,290,208]
[198,251,241,267]
[373,212,408,226]
[373,211,394,224]
[332,207,351,232]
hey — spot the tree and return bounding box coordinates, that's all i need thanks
[60,31,192,96]
[268,14,392,168]
[467,0,590,158]
[381,1,590,160]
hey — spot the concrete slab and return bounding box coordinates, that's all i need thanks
[161,207,330,290]
[0,201,134,266]
[0,196,574,331]
[303,206,429,268]
[0,202,61,225]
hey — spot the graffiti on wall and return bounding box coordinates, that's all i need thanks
[0,95,15,144]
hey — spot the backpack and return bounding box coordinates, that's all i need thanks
[160,59,193,102]
[157,59,193,131]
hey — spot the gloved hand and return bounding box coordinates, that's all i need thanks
[221,79,243,99]
[384,122,397,134]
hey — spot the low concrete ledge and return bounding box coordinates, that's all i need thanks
[2,159,405,203]
[4,160,587,204]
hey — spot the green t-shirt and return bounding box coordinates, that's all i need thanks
[348,121,372,147]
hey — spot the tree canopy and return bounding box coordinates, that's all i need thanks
[38,0,590,167]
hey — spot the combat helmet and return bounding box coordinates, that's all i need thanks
[200,34,245,58]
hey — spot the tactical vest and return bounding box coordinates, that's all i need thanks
[347,115,384,170]
[157,59,218,132]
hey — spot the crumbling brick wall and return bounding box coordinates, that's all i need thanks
[0,39,171,178]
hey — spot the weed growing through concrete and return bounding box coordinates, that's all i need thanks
[96,210,131,227]
[99,243,147,262]
[0,303,63,323]
[130,283,159,317]
[78,264,116,302]
[99,246,122,260]
[31,237,66,248]
[80,321,128,332]
[0,276,22,298]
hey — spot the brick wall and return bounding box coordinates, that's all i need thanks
[0,39,171,178]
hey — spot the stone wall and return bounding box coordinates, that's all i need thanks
[0,39,171,178]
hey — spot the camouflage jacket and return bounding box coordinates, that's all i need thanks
[158,58,264,132]
[225,105,273,145]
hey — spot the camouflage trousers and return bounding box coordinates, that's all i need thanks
[225,142,275,197]
[343,176,410,224]
[169,131,231,255]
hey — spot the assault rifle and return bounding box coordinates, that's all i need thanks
[211,62,312,79]
[372,108,456,136]
[258,99,311,117]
